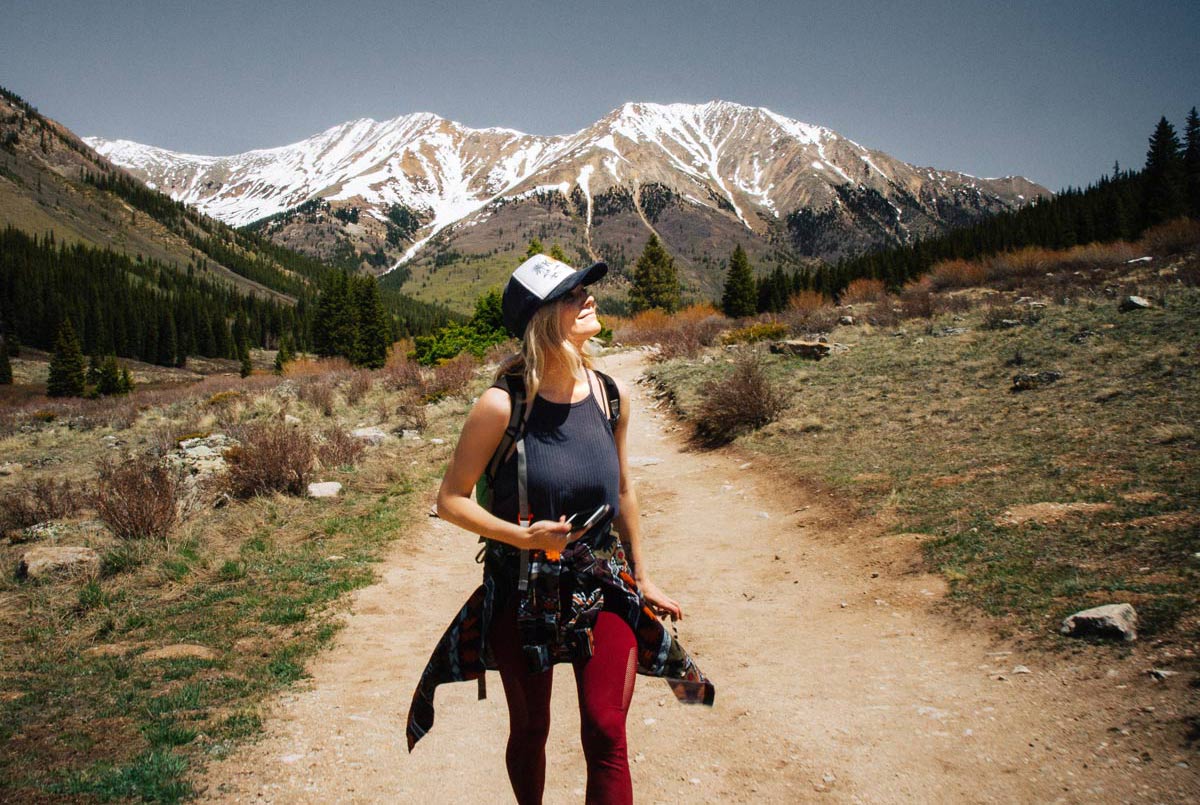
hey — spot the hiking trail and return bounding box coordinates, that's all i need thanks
[199,350,1196,803]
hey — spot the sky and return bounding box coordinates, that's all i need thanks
[2,0,1197,192]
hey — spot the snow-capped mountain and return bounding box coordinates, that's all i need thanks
[88,101,1048,308]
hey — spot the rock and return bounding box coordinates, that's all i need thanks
[11,519,106,545]
[284,414,302,426]
[350,426,389,446]
[17,546,101,580]
[0,462,23,475]
[769,340,831,360]
[932,326,969,337]
[838,315,855,326]
[140,644,218,661]
[1012,665,1032,674]
[997,319,1024,329]
[1069,329,1097,344]
[430,438,445,445]
[1011,370,1062,391]
[1125,256,1153,264]
[629,456,662,467]
[1060,603,1138,642]
[1147,668,1177,681]
[168,433,239,479]
[82,643,139,658]
[307,482,342,498]
[1119,295,1152,311]
[400,429,422,440]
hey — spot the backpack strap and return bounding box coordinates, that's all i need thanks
[593,369,621,431]
[484,372,528,485]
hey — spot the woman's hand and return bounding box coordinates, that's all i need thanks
[639,577,683,621]
[524,517,578,554]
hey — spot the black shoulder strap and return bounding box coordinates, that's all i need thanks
[594,370,621,431]
[485,373,527,483]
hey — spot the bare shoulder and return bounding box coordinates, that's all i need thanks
[471,385,513,423]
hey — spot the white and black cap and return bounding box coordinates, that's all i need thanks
[502,254,607,338]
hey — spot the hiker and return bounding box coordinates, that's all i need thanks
[406,254,714,804]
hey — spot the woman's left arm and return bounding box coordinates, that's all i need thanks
[611,377,684,621]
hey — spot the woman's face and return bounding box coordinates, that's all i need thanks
[558,284,601,344]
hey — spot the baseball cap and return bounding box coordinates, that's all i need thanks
[501,254,607,338]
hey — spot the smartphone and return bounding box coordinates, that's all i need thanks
[565,503,611,534]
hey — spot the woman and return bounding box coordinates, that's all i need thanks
[406,254,713,804]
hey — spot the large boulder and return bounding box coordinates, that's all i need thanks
[1060,603,1138,642]
[1011,371,1062,391]
[17,546,101,580]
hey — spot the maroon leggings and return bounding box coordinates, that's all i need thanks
[489,602,637,805]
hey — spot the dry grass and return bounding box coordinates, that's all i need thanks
[839,278,886,305]
[380,356,423,392]
[342,370,373,406]
[721,321,789,345]
[298,378,336,417]
[423,353,479,401]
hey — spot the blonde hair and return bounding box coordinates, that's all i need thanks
[496,299,594,399]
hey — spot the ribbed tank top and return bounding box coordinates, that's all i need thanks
[489,376,620,542]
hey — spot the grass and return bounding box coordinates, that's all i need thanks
[0,359,466,801]
[646,262,1200,645]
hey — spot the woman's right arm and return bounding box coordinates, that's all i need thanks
[435,387,573,552]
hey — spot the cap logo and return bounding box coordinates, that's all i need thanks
[512,255,574,299]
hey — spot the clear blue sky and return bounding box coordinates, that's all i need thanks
[3,0,1197,192]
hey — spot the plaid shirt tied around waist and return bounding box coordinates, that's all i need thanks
[405,528,715,751]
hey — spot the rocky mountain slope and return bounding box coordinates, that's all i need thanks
[89,101,1050,311]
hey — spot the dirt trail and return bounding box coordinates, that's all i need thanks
[199,351,1196,803]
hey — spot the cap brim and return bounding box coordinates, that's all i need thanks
[542,261,607,305]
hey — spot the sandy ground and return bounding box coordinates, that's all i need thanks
[198,350,1198,803]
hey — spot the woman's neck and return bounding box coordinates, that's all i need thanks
[537,349,588,402]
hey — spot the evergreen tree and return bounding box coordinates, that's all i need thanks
[274,338,292,375]
[47,319,85,397]
[239,345,253,378]
[97,355,125,396]
[526,238,544,258]
[314,271,355,358]
[351,274,390,369]
[721,244,756,318]
[471,288,505,336]
[1143,116,1186,226]
[0,338,11,385]
[86,354,102,386]
[119,367,134,394]
[630,235,681,313]
[1184,107,1200,218]
[549,242,568,262]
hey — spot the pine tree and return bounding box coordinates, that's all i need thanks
[0,338,12,385]
[47,319,85,397]
[119,367,134,394]
[549,242,568,262]
[630,235,681,313]
[239,345,253,378]
[1184,107,1200,218]
[97,355,124,396]
[526,238,544,258]
[351,275,390,369]
[274,338,292,375]
[721,244,756,318]
[86,354,102,386]
[1143,116,1186,226]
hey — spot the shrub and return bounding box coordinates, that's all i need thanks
[839,278,886,305]
[342,370,373,406]
[316,426,366,468]
[224,422,315,498]
[299,379,336,416]
[722,321,789,345]
[381,356,423,392]
[1139,217,1200,257]
[929,259,988,291]
[0,477,84,532]
[787,290,833,314]
[614,305,727,360]
[394,391,428,431]
[423,353,478,401]
[207,390,241,407]
[898,279,935,320]
[93,457,179,541]
[692,351,789,446]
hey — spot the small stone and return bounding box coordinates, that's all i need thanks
[633,752,645,763]
[0,462,23,475]
[1119,295,1152,312]
[840,602,848,608]
[430,438,445,445]
[284,415,302,426]
[1147,668,1177,681]
[280,754,304,764]
[1012,665,1032,674]
[689,778,700,785]
[325,555,344,562]
[643,717,657,726]
[350,427,388,445]
[822,772,836,784]
[757,512,770,519]
[307,482,343,498]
